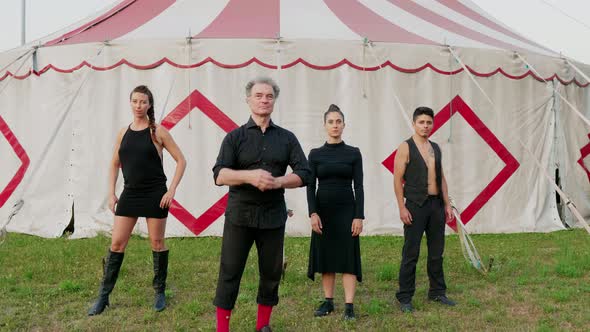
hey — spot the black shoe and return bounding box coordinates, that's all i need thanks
[314,300,334,317]
[257,325,272,332]
[429,295,456,306]
[152,250,169,311]
[88,250,124,316]
[88,296,109,316]
[343,303,355,320]
[154,292,166,312]
[400,302,414,313]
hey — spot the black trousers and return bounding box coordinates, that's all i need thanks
[213,222,285,310]
[396,196,447,303]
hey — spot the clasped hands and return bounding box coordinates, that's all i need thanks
[249,169,284,191]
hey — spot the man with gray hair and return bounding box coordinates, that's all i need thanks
[212,77,310,332]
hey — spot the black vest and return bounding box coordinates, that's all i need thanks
[403,137,442,206]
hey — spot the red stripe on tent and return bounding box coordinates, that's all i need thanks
[161,89,238,132]
[45,0,175,46]
[324,0,435,44]
[1,58,587,88]
[439,96,520,225]
[196,0,279,38]
[436,0,554,54]
[388,0,533,54]
[161,89,239,235]
[168,195,229,236]
[577,134,590,183]
[0,115,30,208]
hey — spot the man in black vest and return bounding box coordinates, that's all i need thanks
[393,106,456,313]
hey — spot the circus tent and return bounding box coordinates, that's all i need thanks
[0,0,589,238]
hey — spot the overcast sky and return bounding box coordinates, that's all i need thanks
[0,0,589,63]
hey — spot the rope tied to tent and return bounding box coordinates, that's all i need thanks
[449,196,493,274]
[516,52,590,128]
[365,41,413,132]
[564,57,590,86]
[361,37,369,99]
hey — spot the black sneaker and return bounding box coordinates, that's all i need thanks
[343,303,355,320]
[400,302,414,313]
[314,300,334,317]
[429,295,456,306]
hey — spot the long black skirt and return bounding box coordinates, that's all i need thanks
[307,189,362,282]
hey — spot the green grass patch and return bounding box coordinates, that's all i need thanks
[0,230,589,330]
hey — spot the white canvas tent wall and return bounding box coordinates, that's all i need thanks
[0,0,589,238]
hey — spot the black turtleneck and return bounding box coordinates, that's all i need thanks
[306,141,364,219]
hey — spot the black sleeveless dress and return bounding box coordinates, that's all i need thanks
[307,142,364,281]
[115,126,168,218]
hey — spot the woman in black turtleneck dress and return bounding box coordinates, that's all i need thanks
[307,104,364,320]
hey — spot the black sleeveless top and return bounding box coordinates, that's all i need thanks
[118,126,167,190]
[403,137,442,206]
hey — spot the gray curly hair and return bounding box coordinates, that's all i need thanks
[245,76,280,99]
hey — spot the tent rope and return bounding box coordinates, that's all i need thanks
[275,36,283,120]
[450,196,493,275]
[365,41,413,132]
[187,35,193,129]
[564,57,590,86]
[515,52,590,128]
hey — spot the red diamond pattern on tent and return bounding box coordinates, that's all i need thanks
[0,115,30,208]
[161,90,238,236]
[381,95,519,231]
[577,133,590,183]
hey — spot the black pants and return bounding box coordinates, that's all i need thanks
[213,222,285,310]
[396,196,447,303]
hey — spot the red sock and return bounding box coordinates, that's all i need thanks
[256,304,273,330]
[216,307,232,332]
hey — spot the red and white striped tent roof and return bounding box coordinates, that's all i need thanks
[1,0,588,85]
[43,0,548,53]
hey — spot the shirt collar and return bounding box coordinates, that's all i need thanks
[246,116,277,129]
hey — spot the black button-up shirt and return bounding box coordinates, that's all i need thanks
[212,117,310,229]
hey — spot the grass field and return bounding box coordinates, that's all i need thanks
[1,229,589,331]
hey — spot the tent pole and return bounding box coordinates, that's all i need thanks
[21,0,26,45]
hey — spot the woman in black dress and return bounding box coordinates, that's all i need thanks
[88,85,186,315]
[307,104,364,320]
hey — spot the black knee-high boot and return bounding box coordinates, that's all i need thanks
[88,250,124,316]
[153,250,169,312]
